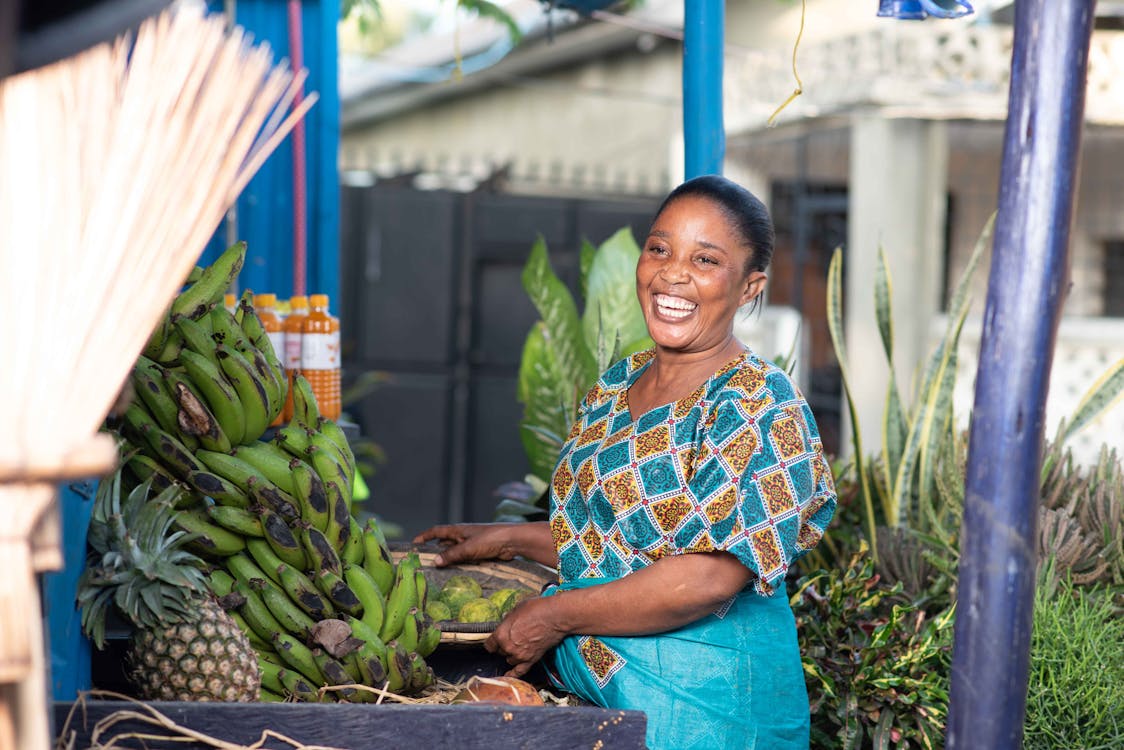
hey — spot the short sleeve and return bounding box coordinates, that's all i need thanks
[672,393,836,595]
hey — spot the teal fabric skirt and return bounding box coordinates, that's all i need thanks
[544,578,809,750]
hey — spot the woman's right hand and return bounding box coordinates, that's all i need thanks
[412,523,522,567]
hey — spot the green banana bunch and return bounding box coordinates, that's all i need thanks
[171,241,247,321]
[379,552,420,643]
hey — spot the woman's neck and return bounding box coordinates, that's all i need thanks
[628,336,744,418]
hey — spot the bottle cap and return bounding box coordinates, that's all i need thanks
[254,293,277,307]
[290,295,309,310]
[310,294,329,308]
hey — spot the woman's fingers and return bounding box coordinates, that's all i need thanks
[413,524,467,544]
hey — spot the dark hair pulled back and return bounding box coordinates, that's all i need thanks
[654,174,775,274]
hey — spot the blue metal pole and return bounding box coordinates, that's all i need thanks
[946,1,1095,748]
[682,0,724,178]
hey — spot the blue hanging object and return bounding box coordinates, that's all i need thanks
[878,0,973,19]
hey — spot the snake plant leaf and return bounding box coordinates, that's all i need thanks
[875,247,894,364]
[876,247,908,506]
[522,235,597,391]
[1063,356,1124,442]
[827,247,879,548]
[517,322,576,481]
[582,227,649,356]
[917,314,965,541]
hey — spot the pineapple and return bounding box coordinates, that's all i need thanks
[77,468,259,701]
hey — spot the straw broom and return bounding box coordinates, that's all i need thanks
[0,6,316,747]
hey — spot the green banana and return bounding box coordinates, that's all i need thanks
[131,357,188,442]
[155,329,185,364]
[397,608,420,653]
[208,569,237,598]
[258,655,286,695]
[121,405,200,479]
[343,563,386,634]
[142,308,173,362]
[323,480,350,553]
[308,444,350,500]
[232,611,272,651]
[277,563,335,620]
[249,347,284,425]
[408,651,433,692]
[172,241,247,320]
[225,552,271,588]
[277,667,319,702]
[174,314,222,369]
[164,369,232,453]
[185,469,250,508]
[272,631,326,685]
[342,515,365,566]
[231,579,285,643]
[384,640,410,694]
[290,373,321,428]
[174,509,246,557]
[234,289,254,325]
[378,554,419,642]
[316,418,356,482]
[216,344,271,442]
[243,309,287,400]
[298,522,342,574]
[259,688,286,703]
[183,264,205,286]
[413,568,429,614]
[207,505,265,537]
[416,623,441,659]
[210,305,251,352]
[274,423,314,459]
[179,349,246,445]
[313,568,363,617]
[230,442,301,496]
[245,538,286,586]
[291,461,331,532]
[247,477,301,522]
[261,509,308,569]
[254,578,318,637]
[354,638,389,690]
[125,453,177,493]
[312,648,357,699]
[361,521,395,596]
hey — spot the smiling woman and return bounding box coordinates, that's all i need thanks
[416,175,836,750]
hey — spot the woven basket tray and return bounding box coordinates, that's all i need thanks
[390,542,557,645]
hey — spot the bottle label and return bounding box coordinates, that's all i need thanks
[267,331,285,362]
[302,331,340,369]
[285,335,303,370]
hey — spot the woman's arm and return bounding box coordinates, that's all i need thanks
[413,522,557,568]
[486,551,752,676]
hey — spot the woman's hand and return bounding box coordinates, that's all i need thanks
[484,596,567,678]
[413,522,558,568]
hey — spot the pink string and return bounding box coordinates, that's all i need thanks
[288,0,307,296]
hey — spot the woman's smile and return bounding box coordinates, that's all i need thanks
[653,293,697,320]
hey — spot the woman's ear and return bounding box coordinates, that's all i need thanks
[740,271,767,307]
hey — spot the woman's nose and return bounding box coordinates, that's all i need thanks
[659,256,689,283]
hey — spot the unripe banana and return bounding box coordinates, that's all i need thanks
[259,688,287,703]
[408,651,433,693]
[416,623,441,659]
[277,667,319,702]
[290,373,321,428]
[232,611,272,651]
[165,370,232,453]
[323,480,350,553]
[379,554,419,643]
[291,461,331,533]
[272,631,326,685]
[231,441,303,496]
[207,505,265,538]
[178,349,246,445]
[185,469,251,509]
[316,418,357,483]
[277,563,335,620]
[397,608,420,654]
[131,357,190,443]
[174,509,246,557]
[343,564,386,634]
[142,309,173,362]
[245,538,287,586]
[274,423,314,459]
[254,578,318,637]
[171,241,246,320]
[258,655,286,695]
[125,454,177,493]
[414,568,429,614]
[231,579,285,643]
[224,552,271,588]
[308,444,351,504]
[216,344,271,442]
[208,569,237,598]
[342,515,365,566]
[361,521,395,596]
[122,405,202,479]
[247,477,301,522]
[175,314,222,369]
[298,522,342,575]
[313,568,363,617]
[261,509,308,569]
[384,640,410,694]
[312,648,357,700]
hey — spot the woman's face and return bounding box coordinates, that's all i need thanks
[636,195,767,355]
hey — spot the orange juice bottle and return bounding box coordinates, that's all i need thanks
[301,294,341,421]
[281,295,309,422]
[224,293,237,314]
[255,293,286,426]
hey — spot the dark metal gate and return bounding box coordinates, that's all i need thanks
[340,185,659,537]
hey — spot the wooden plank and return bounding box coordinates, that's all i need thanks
[54,700,648,750]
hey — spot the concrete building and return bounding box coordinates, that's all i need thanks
[341,0,1124,464]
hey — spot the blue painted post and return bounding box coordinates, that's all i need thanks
[946,2,1095,748]
[682,0,724,178]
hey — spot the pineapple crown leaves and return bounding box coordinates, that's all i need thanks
[77,470,209,649]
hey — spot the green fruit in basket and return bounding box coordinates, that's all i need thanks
[425,600,452,622]
[457,597,500,624]
[490,587,534,616]
[439,574,482,613]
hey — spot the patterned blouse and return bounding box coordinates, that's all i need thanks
[548,348,836,596]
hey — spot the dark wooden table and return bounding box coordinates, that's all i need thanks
[54,699,648,749]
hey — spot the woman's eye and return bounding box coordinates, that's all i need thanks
[647,244,668,255]
[697,256,718,265]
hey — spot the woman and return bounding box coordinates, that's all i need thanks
[416,175,836,749]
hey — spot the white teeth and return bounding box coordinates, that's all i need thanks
[654,294,697,312]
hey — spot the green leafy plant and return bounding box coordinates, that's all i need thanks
[517,228,652,483]
[1023,574,1124,749]
[793,542,954,750]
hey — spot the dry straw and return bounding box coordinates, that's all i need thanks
[0,6,314,747]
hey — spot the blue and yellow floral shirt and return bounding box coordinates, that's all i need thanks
[549,348,836,595]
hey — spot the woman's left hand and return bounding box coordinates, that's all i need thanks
[483,596,567,678]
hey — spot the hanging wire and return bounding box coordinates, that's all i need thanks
[767,0,806,127]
